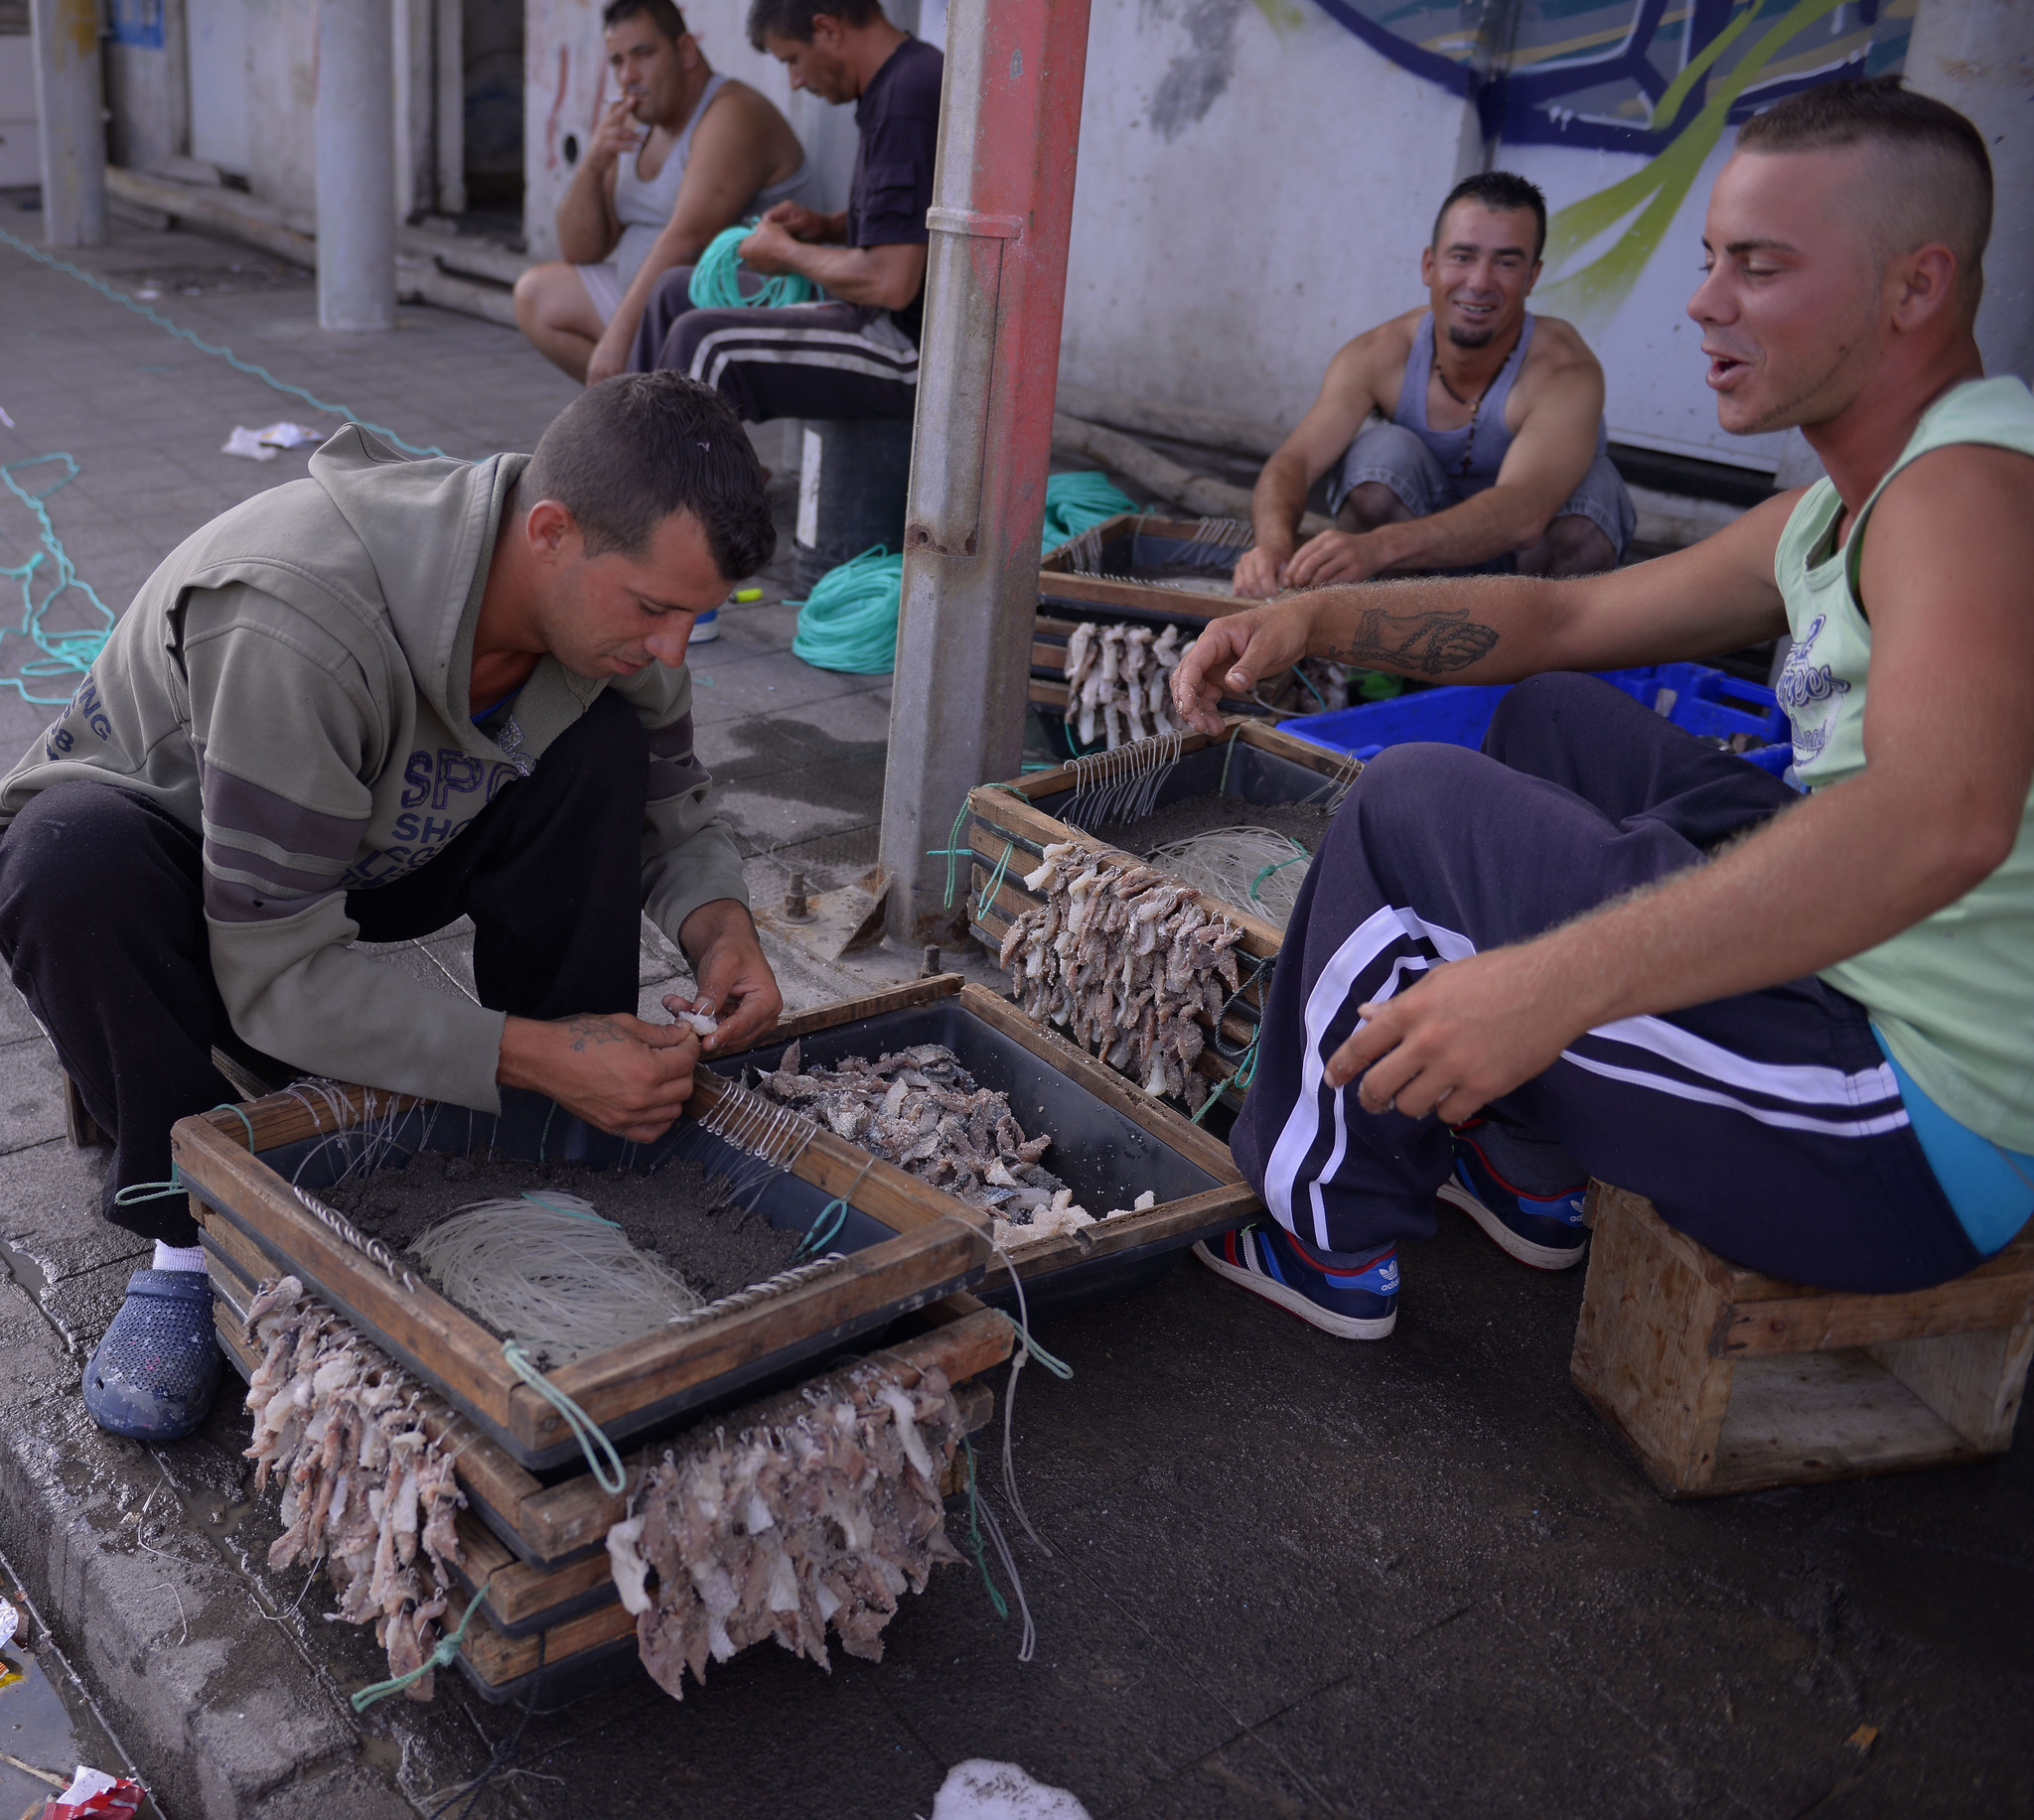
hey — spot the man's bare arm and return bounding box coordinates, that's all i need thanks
[738,218,925,312]
[1333,443,2034,1120]
[1284,341,1609,587]
[556,99,638,264]
[1235,330,1399,599]
[586,93,793,383]
[1174,489,1798,733]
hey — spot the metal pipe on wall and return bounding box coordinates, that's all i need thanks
[30,0,107,247]
[315,0,397,332]
[877,0,1093,944]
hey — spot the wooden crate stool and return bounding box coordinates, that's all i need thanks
[1571,1183,2034,1497]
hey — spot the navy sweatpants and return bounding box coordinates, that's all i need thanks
[1233,673,1979,1295]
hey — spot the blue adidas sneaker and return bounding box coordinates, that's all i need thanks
[1437,1133,1588,1270]
[1194,1222,1398,1339]
[81,1269,223,1442]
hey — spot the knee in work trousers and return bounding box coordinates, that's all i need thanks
[1232,672,1979,1295]
[0,692,650,1243]
[629,266,920,422]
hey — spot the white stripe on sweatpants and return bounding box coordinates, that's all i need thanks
[1261,904,1911,1247]
[1557,1050,1911,1137]
[1263,904,1474,1249]
[1581,1012,1897,1109]
[687,321,920,391]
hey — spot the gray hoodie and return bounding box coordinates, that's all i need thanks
[0,427,747,1113]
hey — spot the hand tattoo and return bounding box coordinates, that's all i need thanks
[1327,605,1498,675]
[562,1014,627,1052]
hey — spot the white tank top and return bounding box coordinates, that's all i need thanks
[607,72,816,292]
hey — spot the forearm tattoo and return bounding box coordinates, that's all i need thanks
[1326,605,1499,675]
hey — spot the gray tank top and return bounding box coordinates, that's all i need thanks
[1390,311,1537,495]
[607,72,817,292]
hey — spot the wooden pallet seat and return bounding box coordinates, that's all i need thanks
[1571,1183,2034,1497]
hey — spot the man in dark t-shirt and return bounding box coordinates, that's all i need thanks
[627,0,940,423]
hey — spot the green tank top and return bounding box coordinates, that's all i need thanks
[1773,375,2034,1151]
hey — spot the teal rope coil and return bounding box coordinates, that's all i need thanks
[349,1578,495,1712]
[502,1339,627,1494]
[686,224,816,310]
[0,224,451,459]
[0,455,117,705]
[1039,470,1135,553]
[788,545,904,674]
[788,476,1143,681]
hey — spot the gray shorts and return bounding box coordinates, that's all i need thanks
[1329,419,1636,568]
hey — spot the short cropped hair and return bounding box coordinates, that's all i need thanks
[746,0,880,50]
[1736,76,1992,294]
[602,0,688,37]
[1433,172,1547,262]
[522,373,776,580]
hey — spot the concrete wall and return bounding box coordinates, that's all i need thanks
[1056,0,1481,439]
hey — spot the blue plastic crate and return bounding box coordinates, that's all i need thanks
[1288,664,1792,770]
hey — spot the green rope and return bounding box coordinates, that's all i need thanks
[503,1339,626,1494]
[1218,723,1241,793]
[0,224,451,459]
[789,476,1144,680]
[936,797,973,911]
[1246,843,1311,904]
[686,223,816,310]
[349,1578,495,1712]
[213,1101,258,1148]
[112,1172,186,1205]
[0,455,116,704]
[788,544,905,675]
[1290,665,1329,711]
[520,1190,619,1227]
[972,841,1015,923]
[793,1195,849,1261]
[959,1436,1008,1619]
[1039,471,1135,553]
[999,1309,1073,1380]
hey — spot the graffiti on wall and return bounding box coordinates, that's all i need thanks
[1313,0,1913,318]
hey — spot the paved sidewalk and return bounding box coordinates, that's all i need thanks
[0,215,2029,1820]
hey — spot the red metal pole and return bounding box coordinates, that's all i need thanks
[878,0,1093,944]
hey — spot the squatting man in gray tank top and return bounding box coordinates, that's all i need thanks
[513,0,816,385]
[1235,172,1636,598]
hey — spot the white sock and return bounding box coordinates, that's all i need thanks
[152,1241,207,1274]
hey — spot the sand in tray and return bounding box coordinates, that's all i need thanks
[322,1152,805,1315]
[1086,790,1335,856]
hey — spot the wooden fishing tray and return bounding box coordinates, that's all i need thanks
[708,976,1258,1313]
[1033,515,1316,745]
[207,1238,1013,1708]
[964,718,1358,1109]
[172,1076,988,1475]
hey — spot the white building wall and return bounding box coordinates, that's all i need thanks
[1056,0,1481,439]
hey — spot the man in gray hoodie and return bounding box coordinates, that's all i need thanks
[0,372,783,1441]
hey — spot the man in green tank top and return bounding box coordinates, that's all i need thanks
[1170,79,2034,1332]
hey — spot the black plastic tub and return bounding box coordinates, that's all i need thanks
[708,979,1256,1315]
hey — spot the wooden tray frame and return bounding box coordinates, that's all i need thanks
[737,975,1258,1278]
[173,1076,988,1473]
[964,718,1356,1100]
[1572,1183,2034,1497]
[1037,513,1260,622]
